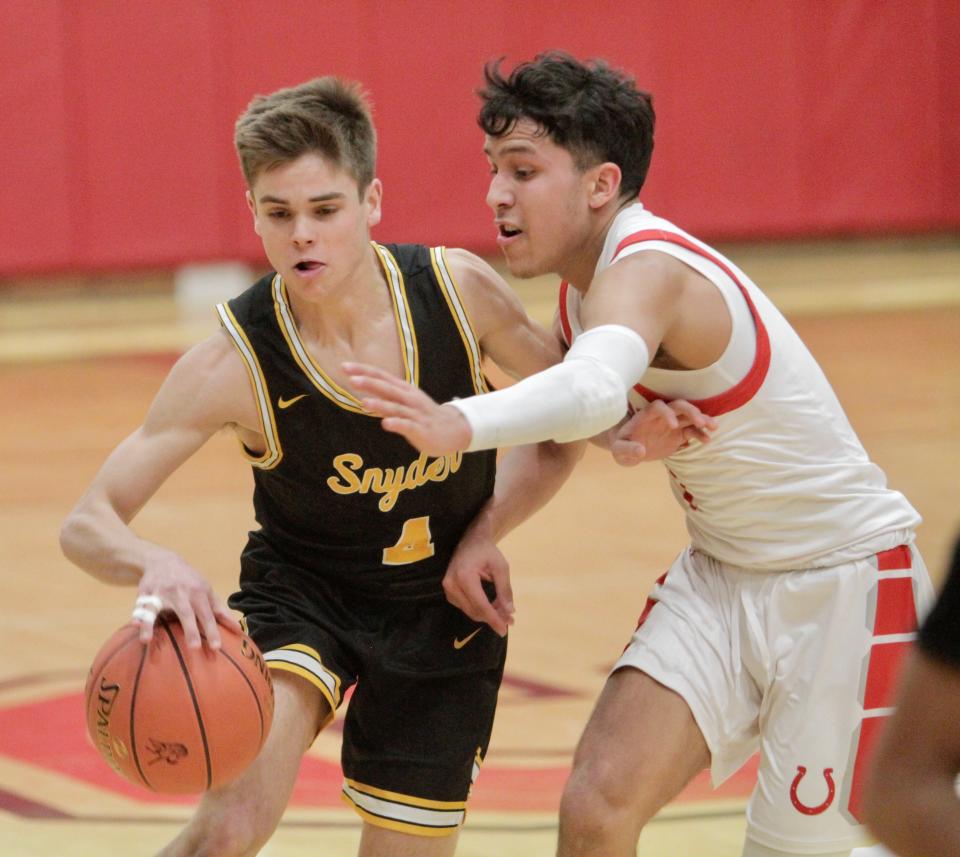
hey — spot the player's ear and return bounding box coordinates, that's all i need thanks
[365,178,383,228]
[586,162,622,210]
[245,190,261,237]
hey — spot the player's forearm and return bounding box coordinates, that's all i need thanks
[59,500,152,586]
[481,439,585,543]
[450,325,650,452]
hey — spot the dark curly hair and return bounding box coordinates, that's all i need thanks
[478,51,655,199]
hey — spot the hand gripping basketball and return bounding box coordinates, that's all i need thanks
[131,593,163,625]
[133,554,242,649]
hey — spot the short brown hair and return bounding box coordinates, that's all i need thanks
[234,77,376,193]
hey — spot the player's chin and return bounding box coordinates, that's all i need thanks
[500,247,546,280]
[504,261,544,280]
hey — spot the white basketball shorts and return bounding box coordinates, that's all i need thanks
[614,540,933,854]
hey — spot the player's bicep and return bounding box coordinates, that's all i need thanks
[482,307,563,380]
[581,251,683,353]
[88,333,250,521]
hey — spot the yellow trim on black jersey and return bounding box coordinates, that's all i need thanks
[341,797,460,837]
[265,662,337,726]
[263,642,342,709]
[430,247,489,394]
[471,746,483,784]
[341,778,465,836]
[271,251,419,412]
[271,274,366,414]
[373,243,420,388]
[216,302,282,469]
[344,777,467,810]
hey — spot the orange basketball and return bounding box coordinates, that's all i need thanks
[84,616,274,794]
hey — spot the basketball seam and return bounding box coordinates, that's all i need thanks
[219,647,266,744]
[161,618,214,791]
[128,638,153,790]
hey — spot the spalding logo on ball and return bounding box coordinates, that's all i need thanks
[84,616,274,794]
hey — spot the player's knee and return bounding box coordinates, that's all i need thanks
[559,760,644,845]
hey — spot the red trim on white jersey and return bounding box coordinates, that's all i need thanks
[616,230,771,416]
[558,281,574,347]
[557,229,772,417]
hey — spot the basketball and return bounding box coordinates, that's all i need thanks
[84,616,274,794]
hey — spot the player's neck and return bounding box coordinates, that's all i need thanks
[562,197,633,293]
[287,247,390,344]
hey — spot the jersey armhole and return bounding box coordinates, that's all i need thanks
[215,302,283,469]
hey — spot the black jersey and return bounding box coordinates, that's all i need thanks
[217,243,496,598]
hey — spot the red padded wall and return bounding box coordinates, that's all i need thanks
[2,0,74,271]
[2,1,957,276]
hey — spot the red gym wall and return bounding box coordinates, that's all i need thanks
[3,0,958,276]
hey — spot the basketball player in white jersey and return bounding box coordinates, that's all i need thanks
[346,52,930,857]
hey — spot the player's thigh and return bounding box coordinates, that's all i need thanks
[567,667,709,813]
[192,671,330,829]
[359,824,459,857]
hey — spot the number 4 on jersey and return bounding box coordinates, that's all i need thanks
[383,516,436,566]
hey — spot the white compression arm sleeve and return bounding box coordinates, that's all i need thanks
[449,324,651,451]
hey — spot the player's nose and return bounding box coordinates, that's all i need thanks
[486,172,512,212]
[291,215,315,246]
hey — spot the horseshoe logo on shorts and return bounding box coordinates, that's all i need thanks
[790,766,835,815]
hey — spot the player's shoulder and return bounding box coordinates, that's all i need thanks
[599,243,691,293]
[144,328,253,436]
[170,328,247,386]
[441,247,507,291]
[439,248,533,345]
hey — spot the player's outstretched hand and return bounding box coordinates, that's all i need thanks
[344,362,473,455]
[133,549,240,650]
[444,523,514,637]
[610,399,718,466]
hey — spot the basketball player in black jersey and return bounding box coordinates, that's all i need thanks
[60,76,699,856]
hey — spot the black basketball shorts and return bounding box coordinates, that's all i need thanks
[229,550,507,837]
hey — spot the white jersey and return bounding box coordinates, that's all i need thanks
[559,203,920,570]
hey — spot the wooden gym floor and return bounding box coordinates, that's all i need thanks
[1,237,959,856]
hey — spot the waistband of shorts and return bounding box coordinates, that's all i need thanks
[690,529,917,575]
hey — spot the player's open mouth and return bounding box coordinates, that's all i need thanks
[496,224,523,247]
[293,260,323,272]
